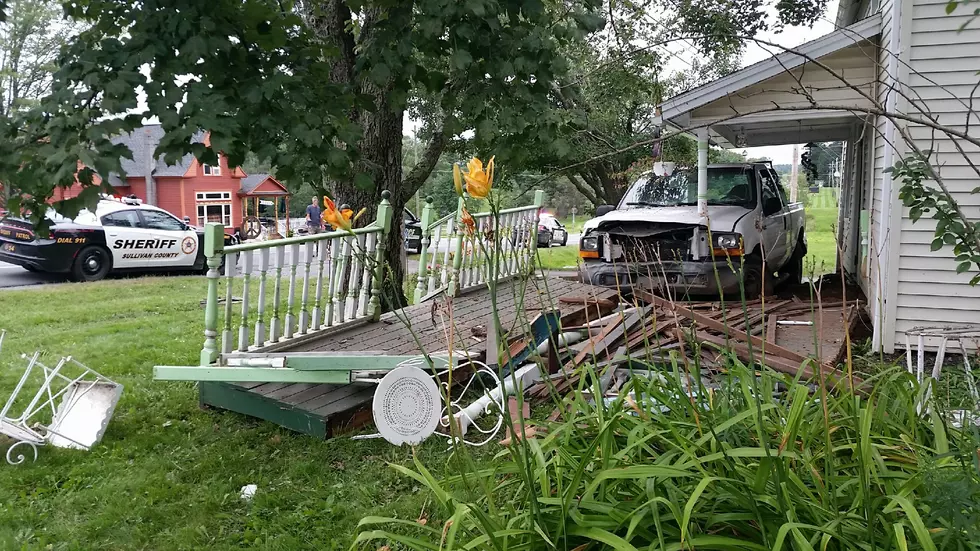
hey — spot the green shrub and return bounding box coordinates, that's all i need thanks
[354,358,980,550]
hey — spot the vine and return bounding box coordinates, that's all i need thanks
[889,153,980,285]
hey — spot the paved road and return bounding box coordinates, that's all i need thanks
[0,233,583,290]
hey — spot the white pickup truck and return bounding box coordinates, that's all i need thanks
[578,162,806,297]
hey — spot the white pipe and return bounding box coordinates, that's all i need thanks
[535,331,585,355]
[451,363,541,436]
[697,127,709,221]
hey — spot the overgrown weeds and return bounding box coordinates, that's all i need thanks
[356,354,980,550]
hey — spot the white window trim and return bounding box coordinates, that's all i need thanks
[196,191,232,201]
[202,155,223,176]
[196,203,232,226]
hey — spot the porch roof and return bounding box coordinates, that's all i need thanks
[656,14,881,148]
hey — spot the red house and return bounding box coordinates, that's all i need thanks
[52,125,289,232]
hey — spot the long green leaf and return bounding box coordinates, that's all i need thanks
[567,525,640,551]
[681,476,715,545]
[887,495,938,551]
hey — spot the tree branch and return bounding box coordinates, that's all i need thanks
[401,117,451,201]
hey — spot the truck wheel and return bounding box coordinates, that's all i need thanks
[740,259,774,299]
[71,246,112,282]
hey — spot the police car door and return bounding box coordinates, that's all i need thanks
[101,209,149,269]
[137,209,199,267]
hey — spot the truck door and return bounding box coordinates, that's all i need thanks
[759,169,789,269]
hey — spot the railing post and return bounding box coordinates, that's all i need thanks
[448,195,466,297]
[528,190,545,270]
[414,197,435,304]
[370,190,393,321]
[200,223,225,366]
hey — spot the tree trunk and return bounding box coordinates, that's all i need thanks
[333,92,408,308]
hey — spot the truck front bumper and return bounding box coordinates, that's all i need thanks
[579,259,744,295]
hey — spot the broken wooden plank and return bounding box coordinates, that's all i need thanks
[767,315,779,344]
[634,291,812,365]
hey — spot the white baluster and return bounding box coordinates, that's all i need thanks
[333,235,352,325]
[346,233,365,319]
[283,243,300,339]
[221,251,237,354]
[325,236,341,326]
[428,223,442,294]
[298,241,314,334]
[311,237,328,330]
[358,232,377,317]
[254,248,270,347]
[238,251,253,351]
[270,245,285,343]
[442,218,453,288]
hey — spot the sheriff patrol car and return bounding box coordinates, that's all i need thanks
[0,195,233,282]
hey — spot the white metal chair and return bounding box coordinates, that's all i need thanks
[905,325,980,417]
[1,351,123,465]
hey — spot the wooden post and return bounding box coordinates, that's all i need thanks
[448,195,466,296]
[201,223,225,366]
[285,196,291,236]
[275,197,280,237]
[370,190,393,321]
[414,197,435,304]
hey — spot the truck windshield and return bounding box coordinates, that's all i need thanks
[620,167,756,208]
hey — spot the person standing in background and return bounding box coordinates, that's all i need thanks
[306,196,323,256]
[306,196,322,235]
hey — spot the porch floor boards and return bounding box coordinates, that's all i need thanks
[199,275,617,438]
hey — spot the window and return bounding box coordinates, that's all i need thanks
[760,171,784,215]
[141,210,186,231]
[202,156,222,176]
[197,204,232,226]
[620,167,756,209]
[101,210,143,228]
[195,191,233,226]
[196,191,231,201]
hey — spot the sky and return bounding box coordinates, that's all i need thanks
[404,0,842,166]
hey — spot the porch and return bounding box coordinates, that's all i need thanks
[153,189,621,436]
[655,14,883,342]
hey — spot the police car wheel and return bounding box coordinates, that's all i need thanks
[71,246,112,282]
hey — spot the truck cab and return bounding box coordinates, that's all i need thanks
[578,162,806,297]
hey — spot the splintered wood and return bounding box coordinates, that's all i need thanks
[527,290,865,403]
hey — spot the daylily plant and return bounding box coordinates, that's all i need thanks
[454,156,494,199]
[322,197,366,232]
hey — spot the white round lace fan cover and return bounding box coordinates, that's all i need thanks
[371,365,442,445]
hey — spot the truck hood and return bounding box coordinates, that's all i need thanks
[583,205,753,234]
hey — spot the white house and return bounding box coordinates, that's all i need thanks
[655,0,980,352]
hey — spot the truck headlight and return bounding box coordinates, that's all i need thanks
[712,233,743,257]
[579,235,599,259]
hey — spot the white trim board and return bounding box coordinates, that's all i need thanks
[658,14,882,123]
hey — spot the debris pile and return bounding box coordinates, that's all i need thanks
[522,290,866,408]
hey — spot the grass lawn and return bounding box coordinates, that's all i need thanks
[0,277,468,550]
[535,245,581,270]
[805,206,839,275]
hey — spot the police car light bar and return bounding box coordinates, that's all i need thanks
[99,193,143,206]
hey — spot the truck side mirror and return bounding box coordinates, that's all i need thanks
[595,205,615,217]
[762,197,782,216]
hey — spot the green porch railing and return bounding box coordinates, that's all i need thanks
[413,190,545,303]
[199,191,393,366]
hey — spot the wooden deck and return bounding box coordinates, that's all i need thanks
[199,275,617,438]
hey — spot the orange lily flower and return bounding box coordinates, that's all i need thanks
[463,156,493,199]
[322,197,365,232]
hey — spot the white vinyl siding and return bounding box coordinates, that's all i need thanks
[892,0,980,348]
